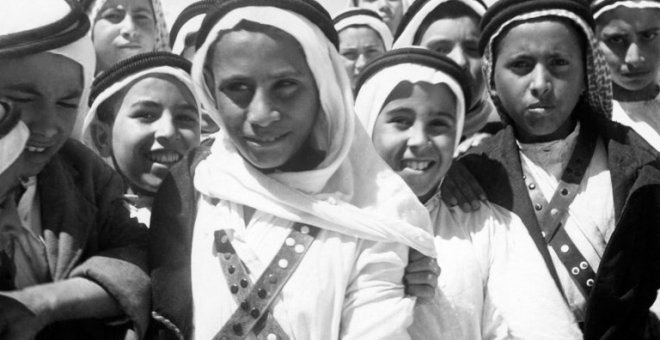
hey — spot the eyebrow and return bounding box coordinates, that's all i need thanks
[130,100,162,109]
[4,84,41,96]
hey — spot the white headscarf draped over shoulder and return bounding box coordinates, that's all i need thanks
[0,0,96,140]
[191,5,435,256]
[354,47,467,156]
[88,0,171,52]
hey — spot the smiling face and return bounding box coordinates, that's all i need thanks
[357,0,403,33]
[372,81,457,200]
[208,28,320,171]
[92,0,157,73]
[99,76,200,194]
[339,26,386,89]
[0,53,83,177]
[595,7,660,96]
[419,16,483,109]
[493,20,585,143]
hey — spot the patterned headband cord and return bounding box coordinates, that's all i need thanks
[482,9,613,122]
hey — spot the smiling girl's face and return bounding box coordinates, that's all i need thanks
[372,81,457,200]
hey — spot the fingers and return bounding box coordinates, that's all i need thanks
[403,272,438,299]
[441,162,487,212]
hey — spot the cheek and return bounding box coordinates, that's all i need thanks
[372,128,404,167]
[93,22,118,46]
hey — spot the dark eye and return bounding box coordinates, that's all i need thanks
[550,58,570,67]
[220,81,254,107]
[605,35,625,45]
[57,100,79,109]
[428,118,453,135]
[6,95,33,104]
[341,50,358,61]
[273,79,299,98]
[641,31,658,41]
[175,111,200,127]
[132,110,159,122]
[101,9,125,23]
[507,59,533,73]
[464,43,480,58]
[388,115,413,129]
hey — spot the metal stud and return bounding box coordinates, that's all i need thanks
[250,308,260,318]
[300,226,310,234]
[224,253,232,260]
[294,244,305,253]
[571,267,580,275]
[233,323,243,336]
[258,288,267,299]
[267,334,278,340]
[586,279,595,287]
[528,183,536,190]
[240,301,249,311]
[240,278,248,288]
[285,238,295,246]
[560,245,569,253]
[534,203,542,211]
[579,261,588,270]
[230,284,239,294]
[228,265,236,274]
[268,274,278,284]
[561,188,569,196]
[278,259,289,268]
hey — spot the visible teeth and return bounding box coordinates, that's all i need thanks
[26,146,46,153]
[149,151,182,164]
[252,135,279,143]
[402,160,432,171]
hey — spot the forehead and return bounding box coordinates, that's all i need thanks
[122,75,195,104]
[383,81,457,112]
[100,0,152,11]
[210,29,309,76]
[422,16,480,40]
[596,7,660,31]
[497,20,583,54]
[0,53,82,94]
[339,26,382,45]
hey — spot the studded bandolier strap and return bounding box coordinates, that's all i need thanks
[525,126,598,299]
[213,223,320,340]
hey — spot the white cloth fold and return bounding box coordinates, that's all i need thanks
[190,6,435,256]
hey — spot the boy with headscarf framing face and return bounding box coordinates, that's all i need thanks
[591,1,660,152]
[0,0,150,338]
[355,47,582,340]
[148,0,436,339]
[452,0,660,337]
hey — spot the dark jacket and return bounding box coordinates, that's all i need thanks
[457,112,660,340]
[1,139,150,339]
[147,145,210,340]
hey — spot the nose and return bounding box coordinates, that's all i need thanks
[447,46,468,70]
[119,15,138,40]
[624,42,645,68]
[154,112,178,142]
[354,53,367,75]
[407,122,429,149]
[22,105,57,139]
[530,64,552,98]
[247,89,280,127]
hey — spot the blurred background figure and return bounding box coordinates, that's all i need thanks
[334,8,393,90]
[353,0,413,34]
[169,0,216,60]
[88,0,171,74]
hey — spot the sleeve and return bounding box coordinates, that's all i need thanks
[70,165,150,338]
[340,239,414,340]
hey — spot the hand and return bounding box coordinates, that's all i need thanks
[403,248,441,299]
[456,132,492,155]
[441,161,487,212]
[0,291,50,340]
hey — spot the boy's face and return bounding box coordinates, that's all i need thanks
[0,53,82,177]
[493,21,585,143]
[420,16,484,110]
[106,76,200,194]
[596,7,660,93]
[339,26,386,89]
[209,30,320,171]
[93,0,157,72]
[372,81,457,199]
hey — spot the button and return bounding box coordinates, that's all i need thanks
[267,334,278,340]
[228,265,236,274]
[233,323,243,336]
[541,231,546,238]
[534,203,542,211]
[579,261,588,270]
[528,183,536,190]
[268,274,278,284]
[230,284,239,294]
[560,245,569,253]
[561,188,569,196]
[586,279,594,287]
[285,237,295,246]
[240,278,248,288]
[250,308,260,318]
[550,208,559,216]
[300,226,310,234]
[258,288,268,299]
[224,253,232,260]
[278,259,289,268]
[241,301,250,311]
[571,267,580,275]
[294,244,305,253]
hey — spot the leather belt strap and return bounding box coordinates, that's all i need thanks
[526,127,598,299]
[213,223,320,340]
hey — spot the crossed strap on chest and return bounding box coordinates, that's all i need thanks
[525,127,598,299]
[212,222,320,340]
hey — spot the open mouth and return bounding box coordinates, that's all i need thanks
[147,150,182,165]
[25,140,55,153]
[244,133,288,146]
[401,159,436,172]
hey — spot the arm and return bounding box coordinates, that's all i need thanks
[340,240,414,340]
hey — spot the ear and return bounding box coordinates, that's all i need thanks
[90,121,113,158]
